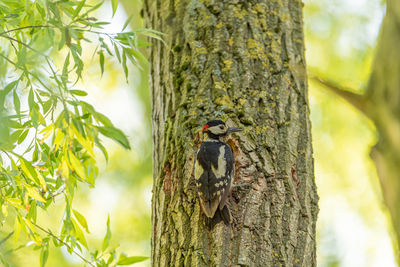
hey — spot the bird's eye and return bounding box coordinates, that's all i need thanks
[219,125,224,129]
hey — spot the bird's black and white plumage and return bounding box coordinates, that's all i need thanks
[194,120,242,226]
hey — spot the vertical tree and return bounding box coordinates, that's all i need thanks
[314,0,400,253]
[144,1,318,266]
[367,0,400,251]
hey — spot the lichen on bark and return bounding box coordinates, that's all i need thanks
[144,0,318,266]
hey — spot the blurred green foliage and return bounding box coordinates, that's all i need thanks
[0,0,158,266]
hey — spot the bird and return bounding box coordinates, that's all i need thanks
[194,120,242,226]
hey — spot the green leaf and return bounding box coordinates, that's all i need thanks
[92,22,110,27]
[111,0,118,17]
[6,198,24,210]
[69,89,88,96]
[99,50,105,76]
[32,145,39,162]
[136,40,153,47]
[28,88,34,110]
[71,122,94,156]
[62,53,70,85]
[40,243,49,267]
[8,120,23,129]
[36,171,47,192]
[127,48,148,66]
[97,126,130,149]
[82,1,103,16]
[114,43,121,63]
[100,39,113,56]
[122,14,133,31]
[107,253,115,264]
[73,209,89,233]
[59,27,66,50]
[27,201,37,222]
[9,130,23,143]
[14,216,21,244]
[68,150,86,180]
[13,90,20,115]
[70,44,83,77]
[21,217,43,245]
[25,184,45,202]
[54,129,65,148]
[137,29,166,45]
[134,28,166,36]
[102,215,111,251]
[122,49,129,80]
[71,218,88,249]
[20,158,40,185]
[30,106,39,128]
[36,2,45,16]
[93,111,113,127]
[43,100,53,114]
[40,124,54,140]
[3,80,19,96]
[94,137,108,162]
[73,0,86,19]
[80,101,95,113]
[17,129,29,144]
[117,255,149,265]
[84,158,98,186]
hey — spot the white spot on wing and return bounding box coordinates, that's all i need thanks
[194,159,203,180]
[211,146,226,179]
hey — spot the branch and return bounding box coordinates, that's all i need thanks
[0,52,17,66]
[0,231,14,247]
[0,35,41,54]
[0,25,50,36]
[32,222,95,267]
[310,76,370,118]
[0,53,55,94]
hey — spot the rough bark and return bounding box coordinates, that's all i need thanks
[144,1,318,266]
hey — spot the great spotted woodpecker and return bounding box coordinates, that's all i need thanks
[194,120,242,226]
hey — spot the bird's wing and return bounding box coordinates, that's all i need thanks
[195,143,233,218]
[219,144,234,210]
[195,151,214,217]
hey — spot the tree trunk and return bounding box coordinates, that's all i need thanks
[144,1,318,266]
[366,0,400,252]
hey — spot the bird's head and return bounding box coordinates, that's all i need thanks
[202,120,242,140]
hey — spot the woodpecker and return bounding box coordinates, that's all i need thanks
[194,120,242,226]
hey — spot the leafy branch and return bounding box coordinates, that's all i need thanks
[32,221,95,267]
[0,0,162,266]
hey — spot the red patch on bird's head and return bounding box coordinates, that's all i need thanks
[202,124,209,132]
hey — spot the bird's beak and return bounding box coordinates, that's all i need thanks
[227,127,243,133]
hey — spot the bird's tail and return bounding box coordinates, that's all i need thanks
[205,205,232,229]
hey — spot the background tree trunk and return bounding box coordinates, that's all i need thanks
[314,0,400,255]
[144,1,318,266]
[367,0,400,253]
